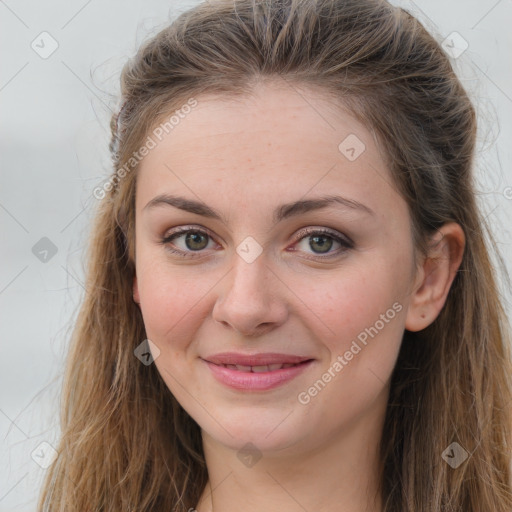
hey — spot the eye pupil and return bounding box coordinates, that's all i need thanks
[186,232,208,250]
[310,235,333,254]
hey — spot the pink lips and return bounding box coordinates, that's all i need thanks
[202,352,314,391]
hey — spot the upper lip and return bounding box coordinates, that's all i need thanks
[203,352,313,366]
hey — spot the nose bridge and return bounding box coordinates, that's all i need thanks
[230,248,270,294]
[212,246,288,335]
[226,230,271,292]
[225,248,274,308]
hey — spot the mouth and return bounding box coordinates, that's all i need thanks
[201,353,315,391]
[203,352,313,367]
[211,361,310,372]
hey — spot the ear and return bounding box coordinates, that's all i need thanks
[133,274,140,305]
[405,222,465,332]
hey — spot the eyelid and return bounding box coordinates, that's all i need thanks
[288,226,354,260]
[161,225,221,250]
[292,226,353,246]
[162,224,216,241]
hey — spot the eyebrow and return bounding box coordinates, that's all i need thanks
[143,193,375,224]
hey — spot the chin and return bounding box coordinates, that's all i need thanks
[199,408,308,454]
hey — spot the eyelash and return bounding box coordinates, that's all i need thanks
[160,226,354,260]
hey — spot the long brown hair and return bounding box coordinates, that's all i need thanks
[37,0,512,510]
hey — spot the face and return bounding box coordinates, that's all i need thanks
[132,80,418,456]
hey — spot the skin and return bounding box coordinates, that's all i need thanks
[132,79,465,512]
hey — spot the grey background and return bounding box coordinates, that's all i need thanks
[1,0,511,509]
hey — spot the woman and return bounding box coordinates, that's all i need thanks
[38,0,512,510]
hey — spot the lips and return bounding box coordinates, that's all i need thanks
[204,352,312,368]
[204,359,314,391]
[219,362,300,372]
[202,352,314,390]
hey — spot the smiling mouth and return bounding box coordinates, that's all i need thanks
[215,362,308,372]
[203,358,315,391]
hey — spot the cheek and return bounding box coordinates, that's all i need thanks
[291,272,406,428]
[136,257,220,352]
[291,260,408,347]
[287,253,410,411]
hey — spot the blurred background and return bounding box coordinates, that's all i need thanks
[1,0,511,509]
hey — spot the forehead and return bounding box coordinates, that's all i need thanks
[135,81,400,217]
[149,82,371,160]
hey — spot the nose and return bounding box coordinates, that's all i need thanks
[212,252,289,337]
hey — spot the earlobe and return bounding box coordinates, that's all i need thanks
[133,275,140,305]
[405,223,465,332]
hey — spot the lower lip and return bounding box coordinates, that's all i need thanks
[203,359,314,391]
